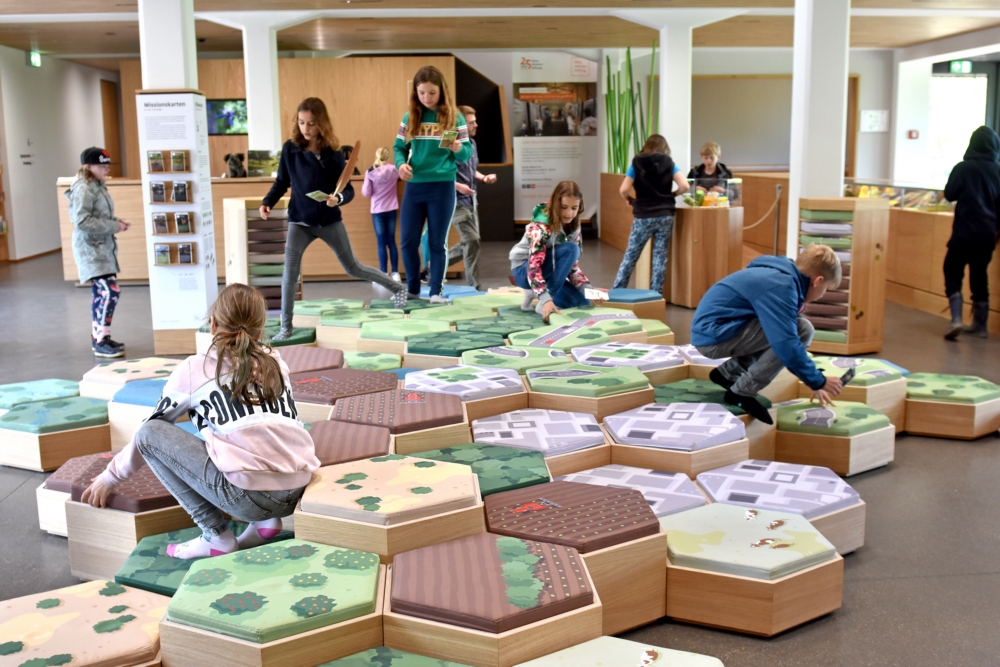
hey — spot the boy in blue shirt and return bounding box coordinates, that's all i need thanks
[691,245,844,424]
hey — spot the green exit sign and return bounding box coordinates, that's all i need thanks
[28,51,41,68]
[950,60,972,74]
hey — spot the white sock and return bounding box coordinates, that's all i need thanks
[166,528,237,559]
[521,289,535,311]
[236,518,283,549]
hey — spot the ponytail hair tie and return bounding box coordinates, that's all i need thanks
[237,325,248,332]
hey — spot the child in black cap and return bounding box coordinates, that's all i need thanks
[66,147,131,357]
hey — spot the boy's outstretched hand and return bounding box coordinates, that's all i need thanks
[80,478,114,508]
[811,376,844,407]
[540,300,561,324]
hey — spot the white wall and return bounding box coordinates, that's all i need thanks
[0,46,118,260]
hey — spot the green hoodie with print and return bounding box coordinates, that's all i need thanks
[393,108,472,182]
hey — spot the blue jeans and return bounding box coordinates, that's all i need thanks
[513,242,590,309]
[372,210,399,274]
[613,214,674,294]
[134,419,305,537]
[401,181,455,296]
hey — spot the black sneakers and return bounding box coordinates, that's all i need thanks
[709,367,735,390]
[724,389,774,425]
[92,336,125,358]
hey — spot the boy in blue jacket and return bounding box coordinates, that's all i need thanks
[690,245,844,424]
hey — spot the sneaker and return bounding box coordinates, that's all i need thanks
[392,290,408,309]
[391,272,401,282]
[271,328,293,342]
[709,367,734,390]
[723,389,773,425]
[407,292,422,301]
[93,337,125,358]
[429,295,449,305]
[106,338,126,351]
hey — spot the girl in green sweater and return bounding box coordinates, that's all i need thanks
[394,66,472,302]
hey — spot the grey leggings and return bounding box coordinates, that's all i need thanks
[282,221,401,329]
[134,419,305,537]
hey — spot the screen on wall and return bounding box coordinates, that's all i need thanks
[206,99,248,136]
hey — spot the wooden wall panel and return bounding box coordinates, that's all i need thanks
[119,60,142,179]
[737,172,789,256]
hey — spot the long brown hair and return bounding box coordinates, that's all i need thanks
[290,97,341,152]
[405,66,458,142]
[544,180,584,237]
[76,165,101,184]
[208,284,285,406]
[639,134,670,156]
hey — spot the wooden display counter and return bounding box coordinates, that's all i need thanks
[737,172,790,257]
[57,176,463,285]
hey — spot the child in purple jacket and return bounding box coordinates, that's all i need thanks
[362,147,401,281]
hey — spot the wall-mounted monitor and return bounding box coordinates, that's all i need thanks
[206,99,248,136]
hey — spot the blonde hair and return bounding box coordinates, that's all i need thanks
[700,142,721,157]
[373,147,391,167]
[208,284,285,407]
[797,244,842,288]
[405,66,458,142]
[77,165,101,183]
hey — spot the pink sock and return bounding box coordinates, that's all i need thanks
[237,518,283,549]
[166,529,237,559]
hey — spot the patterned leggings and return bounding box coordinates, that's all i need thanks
[91,274,120,341]
[612,214,675,294]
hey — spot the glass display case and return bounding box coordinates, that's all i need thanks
[683,177,743,208]
[843,178,952,212]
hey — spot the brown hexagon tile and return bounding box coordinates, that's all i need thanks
[331,389,464,435]
[289,368,398,406]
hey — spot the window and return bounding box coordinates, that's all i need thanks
[927,74,988,186]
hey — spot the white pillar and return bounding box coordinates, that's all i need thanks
[787,0,851,257]
[138,0,197,89]
[242,20,283,153]
[658,24,694,173]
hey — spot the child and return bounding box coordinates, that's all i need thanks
[613,134,690,294]
[394,66,472,303]
[66,147,131,358]
[942,125,1000,339]
[686,141,733,193]
[362,147,401,282]
[510,180,602,322]
[690,245,845,423]
[81,284,319,559]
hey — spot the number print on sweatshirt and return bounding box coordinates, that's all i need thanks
[149,383,299,434]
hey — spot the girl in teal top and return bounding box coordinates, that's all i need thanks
[394,66,472,301]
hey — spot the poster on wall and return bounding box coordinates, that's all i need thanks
[512,53,599,222]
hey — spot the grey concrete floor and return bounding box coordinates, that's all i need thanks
[2,244,1000,666]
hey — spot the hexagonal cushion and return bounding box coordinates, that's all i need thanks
[320,309,405,328]
[408,443,550,498]
[449,293,527,311]
[360,319,450,342]
[111,378,167,407]
[461,346,571,374]
[0,580,168,667]
[419,285,480,299]
[370,299,446,313]
[905,373,1000,404]
[808,356,903,386]
[485,481,658,552]
[384,368,419,381]
[516,636,724,667]
[0,379,79,410]
[653,379,772,417]
[344,351,402,372]
[44,452,115,493]
[166,541,380,643]
[660,504,837,580]
[775,399,891,436]
[278,346,344,375]
[548,309,643,335]
[264,326,316,347]
[404,366,524,401]
[391,533,594,633]
[82,357,179,387]
[607,288,663,304]
[604,403,746,452]
[300,455,478,525]
[676,344,725,368]
[116,521,294,597]
[70,462,178,513]
[407,304,495,325]
[321,647,472,666]
[508,324,610,352]
[557,465,706,518]
[293,298,366,316]
[472,409,606,456]
[571,343,685,372]
[638,319,672,337]
[405,331,505,357]
[0,396,108,434]
[697,460,861,520]
[309,420,391,466]
[454,316,542,337]
[332,390,464,434]
[525,364,649,398]
[289,369,398,406]
[801,209,853,221]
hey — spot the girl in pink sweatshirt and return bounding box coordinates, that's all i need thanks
[81,283,319,559]
[362,147,401,281]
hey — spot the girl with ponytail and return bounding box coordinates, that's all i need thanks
[81,284,319,559]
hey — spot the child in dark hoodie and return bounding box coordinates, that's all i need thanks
[943,125,1000,339]
[690,245,845,424]
[613,134,690,293]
